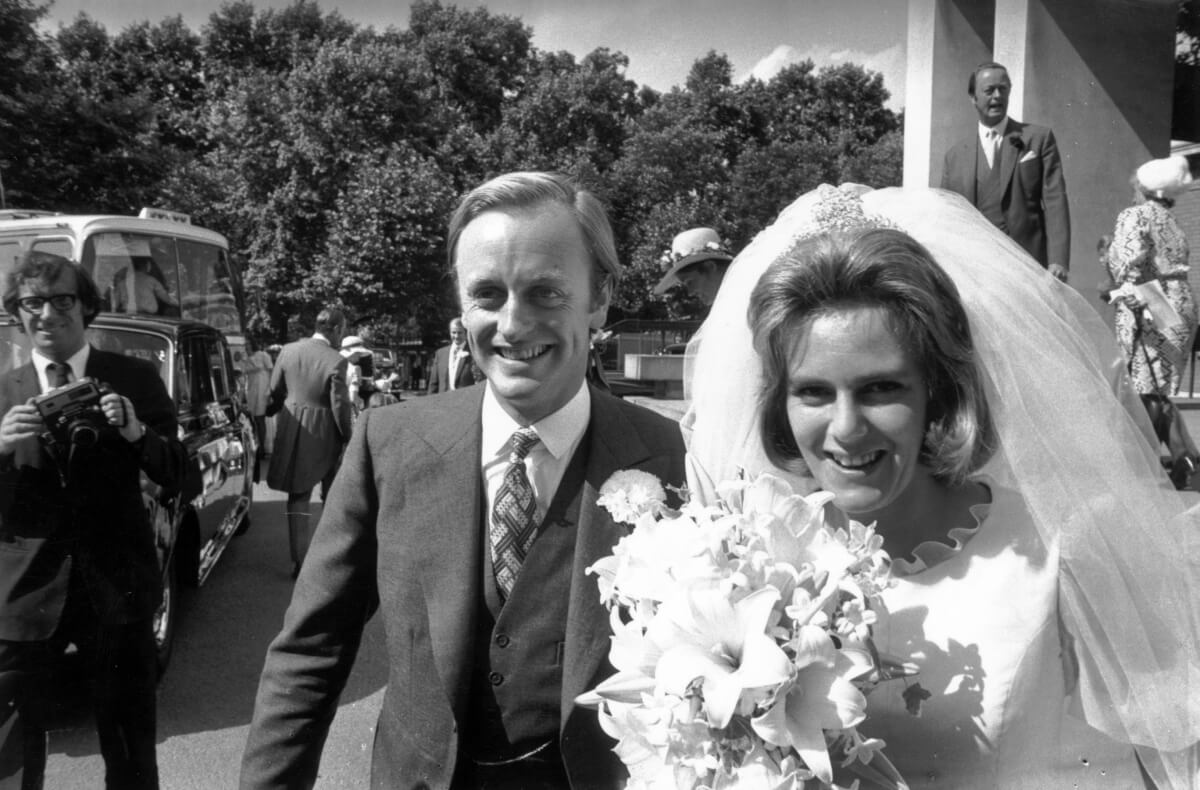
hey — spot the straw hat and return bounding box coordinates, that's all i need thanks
[340,335,371,361]
[1135,155,1194,200]
[653,227,732,295]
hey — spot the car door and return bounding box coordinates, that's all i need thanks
[178,332,250,583]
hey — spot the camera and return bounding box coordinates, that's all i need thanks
[32,377,112,448]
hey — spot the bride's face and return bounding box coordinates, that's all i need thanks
[784,304,929,522]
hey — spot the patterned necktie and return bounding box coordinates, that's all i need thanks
[988,129,1001,169]
[491,428,540,598]
[47,362,71,388]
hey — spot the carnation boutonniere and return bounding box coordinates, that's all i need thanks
[1008,135,1024,150]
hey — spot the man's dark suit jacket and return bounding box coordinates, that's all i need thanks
[426,343,482,394]
[0,348,186,641]
[941,119,1071,270]
[240,384,687,789]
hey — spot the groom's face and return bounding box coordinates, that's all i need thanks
[455,202,608,425]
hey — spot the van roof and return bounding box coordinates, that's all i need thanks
[0,213,228,248]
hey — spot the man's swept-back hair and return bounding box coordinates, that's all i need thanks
[446,171,621,302]
[3,250,102,326]
[748,227,996,485]
[967,61,1008,97]
[314,307,345,336]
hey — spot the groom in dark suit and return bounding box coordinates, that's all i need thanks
[241,171,687,789]
[0,251,186,790]
[941,61,1071,280]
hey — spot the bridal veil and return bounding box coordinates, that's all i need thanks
[685,184,1199,787]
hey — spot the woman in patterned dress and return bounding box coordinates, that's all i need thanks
[1107,155,1196,395]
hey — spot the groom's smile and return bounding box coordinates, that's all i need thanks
[454,201,609,425]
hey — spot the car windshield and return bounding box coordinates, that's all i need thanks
[0,321,171,389]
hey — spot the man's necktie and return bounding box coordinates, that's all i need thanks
[988,130,1001,169]
[47,362,71,388]
[491,428,539,598]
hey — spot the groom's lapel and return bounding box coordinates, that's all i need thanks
[561,391,654,720]
[418,388,485,716]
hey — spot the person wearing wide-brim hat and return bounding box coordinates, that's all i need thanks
[339,334,375,412]
[652,227,733,305]
[1106,154,1199,481]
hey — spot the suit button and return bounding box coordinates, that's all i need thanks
[488,671,503,686]
[495,634,510,648]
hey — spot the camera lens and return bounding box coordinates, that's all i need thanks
[69,422,101,448]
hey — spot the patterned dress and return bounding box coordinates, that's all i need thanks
[1107,199,1195,395]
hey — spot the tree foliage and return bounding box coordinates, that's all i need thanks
[1,0,908,337]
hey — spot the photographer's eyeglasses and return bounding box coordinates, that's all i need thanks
[17,294,79,313]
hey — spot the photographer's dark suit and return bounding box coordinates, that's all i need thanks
[0,348,185,790]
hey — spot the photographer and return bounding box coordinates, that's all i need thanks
[0,251,185,790]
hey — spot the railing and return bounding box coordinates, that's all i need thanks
[600,319,702,371]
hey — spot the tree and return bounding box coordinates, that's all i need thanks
[311,144,457,334]
[402,0,532,132]
[0,0,59,206]
[489,47,641,174]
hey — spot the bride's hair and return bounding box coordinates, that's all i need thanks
[747,227,996,485]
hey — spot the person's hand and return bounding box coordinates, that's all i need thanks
[1048,263,1068,283]
[100,392,145,443]
[0,403,43,456]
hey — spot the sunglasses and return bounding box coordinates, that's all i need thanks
[17,294,79,313]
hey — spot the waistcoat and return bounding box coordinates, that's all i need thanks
[975,139,1006,231]
[460,433,591,760]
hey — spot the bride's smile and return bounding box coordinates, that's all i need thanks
[784,304,929,525]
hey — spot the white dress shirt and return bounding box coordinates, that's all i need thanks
[978,117,1009,169]
[31,345,90,394]
[480,382,591,527]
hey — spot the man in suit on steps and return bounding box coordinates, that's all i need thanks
[240,172,687,789]
[941,61,1071,281]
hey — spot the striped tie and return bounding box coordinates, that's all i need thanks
[47,362,71,388]
[491,428,539,598]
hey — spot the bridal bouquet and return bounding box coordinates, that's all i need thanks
[577,468,910,790]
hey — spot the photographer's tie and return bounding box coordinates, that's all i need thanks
[491,428,539,598]
[47,362,71,388]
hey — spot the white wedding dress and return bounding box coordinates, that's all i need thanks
[684,185,1200,789]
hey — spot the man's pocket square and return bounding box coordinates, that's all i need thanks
[1019,151,1037,163]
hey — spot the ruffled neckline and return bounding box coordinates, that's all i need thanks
[890,481,991,576]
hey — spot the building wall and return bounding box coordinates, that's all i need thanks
[905,0,1178,305]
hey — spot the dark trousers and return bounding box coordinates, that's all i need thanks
[0,589,159,790]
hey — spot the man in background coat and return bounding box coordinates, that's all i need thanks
[427,317,483,393]
[941,61,1071,280]
[0,252,185,790]
[240,172,687,789]
[265,307,353,578]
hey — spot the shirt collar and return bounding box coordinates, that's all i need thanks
[31,343,91,387]
[481,381,591,462]
[978,117,1009,142]
[312,332,332,346]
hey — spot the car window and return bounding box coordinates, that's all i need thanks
[84,232,179,317]
[208,337,231,400]
[84,327,171,390]
[183,337,216,406]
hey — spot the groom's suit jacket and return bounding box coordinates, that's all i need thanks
[941,119,1071,271]
[240,384,687,789]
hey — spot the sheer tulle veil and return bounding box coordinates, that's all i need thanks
[684,184,1199,785]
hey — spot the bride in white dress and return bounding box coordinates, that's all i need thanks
[684,184,1199,788]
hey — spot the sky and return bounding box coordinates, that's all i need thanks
[39,0,911,109]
